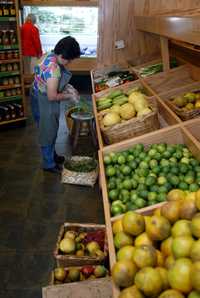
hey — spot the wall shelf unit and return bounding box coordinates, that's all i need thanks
[0,0,26,126]
[134,15,200,72]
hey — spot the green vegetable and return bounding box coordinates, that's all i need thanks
[139,58,178,77]
[64,159,97,172]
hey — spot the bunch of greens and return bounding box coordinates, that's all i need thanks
[64,158,97,172]
[139,58,178,77]
[67,96,93,114]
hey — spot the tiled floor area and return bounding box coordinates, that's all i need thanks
[0,76,104,298]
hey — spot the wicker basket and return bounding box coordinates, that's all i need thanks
[61,156,98,187]
[166,99,200,121]
[54,223,107,267]
[99,97,160,144]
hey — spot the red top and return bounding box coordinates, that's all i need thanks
[21,21,42,57]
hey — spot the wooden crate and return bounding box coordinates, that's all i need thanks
[183,118,200,143]
[98,125,200,297]
[90,63,138,94]
[49,265,109,286]
[54,223,107,267]
[92,79,180,149]
[132,56,182,79]
[42,277,113,298]
[142,64,199,95]
[158,81,200,121]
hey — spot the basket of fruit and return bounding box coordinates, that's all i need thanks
[54,223,107,267]
[110,189,200,298]
[97,88,159,144]
[50,265,109,285]
[167,91,200,121]
[61,156,98,187]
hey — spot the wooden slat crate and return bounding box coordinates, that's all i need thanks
[132,56,182,79]
[42,277,113,298]
[98,125,200,297]
[142,64,199,95]
[158,81,200,121]
[92,79,180,149]
[49,265,109,286]
[54,223,107,267]
[183,118,200,144]
[90,63,137,94]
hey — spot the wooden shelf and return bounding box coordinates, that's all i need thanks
[0,95,22,103]
[69,57,97,73]
[0,71,20,78]
[20,0,98,6]
[0,17,16,22]
[0,45,19,51]
[0,116,26,126]
[134,16,200,47]
[0,84,21,90]
[0,59,20,64]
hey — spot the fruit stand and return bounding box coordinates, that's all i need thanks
[43,11,200,298]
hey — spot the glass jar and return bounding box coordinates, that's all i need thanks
[7,51,13,59]
[0,64,7,72]
[5,89,12,97]
[0,31,3,45]
[2,30,10,46]
[16,88,21,95]
[14,76,20,84]
[9,30,17,45]
[3,3,9,17]
[12,62,18,71]
[13,51,19,59]
[0,51,6,60]
[0,5,3,17]
[3,78,9,85]
[10,4,16,16]
[8,77,14,85]
[7,63,13,71]
[11,88,16,96]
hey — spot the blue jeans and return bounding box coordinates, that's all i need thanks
[30,88,57,169]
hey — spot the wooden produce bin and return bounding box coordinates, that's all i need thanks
[42,277,113,298]
[142,64,199,96]
[183,118,200,144]
[54,223,106,267]
[132,56,180,78]
[98,125,200,298]
[158,81,200,121]
[91,64,137,94]
[92,79,180,149]
[49,265,109,286]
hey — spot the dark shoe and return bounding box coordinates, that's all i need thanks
[54,153,65,164]
[43,164,62,174]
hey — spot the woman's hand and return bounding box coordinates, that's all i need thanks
[62,84,80,103]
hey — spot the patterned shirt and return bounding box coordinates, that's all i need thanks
[33,52,61,94]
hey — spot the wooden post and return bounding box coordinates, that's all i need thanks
[160,36,170,71]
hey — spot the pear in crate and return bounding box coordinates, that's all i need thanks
[59,237,76,254]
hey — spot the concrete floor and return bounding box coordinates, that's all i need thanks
[0,76,104,298]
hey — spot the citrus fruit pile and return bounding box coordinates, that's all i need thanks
[111,190,200,297]
[103,143,200,216]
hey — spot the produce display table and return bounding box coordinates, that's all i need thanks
[91,59,200,297]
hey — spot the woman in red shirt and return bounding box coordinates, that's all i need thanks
[21,13,42,74]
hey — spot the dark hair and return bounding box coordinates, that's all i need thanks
[54,36,81,60]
